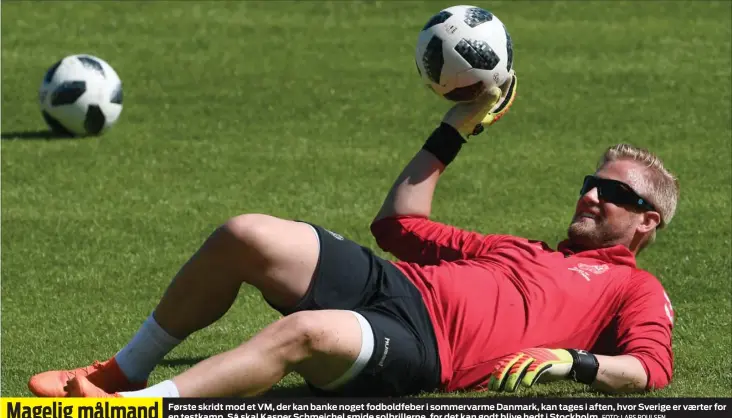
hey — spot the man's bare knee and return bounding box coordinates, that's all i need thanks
[286,311,365,387]
[220,214,309,265]
[261,311,360,362]
[208,214,319,308]
[210,214,284,274]
[221,214,277,249]
[261,311,331,364]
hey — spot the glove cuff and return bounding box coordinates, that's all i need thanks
[567,349,599,385]
[422,123,466,166]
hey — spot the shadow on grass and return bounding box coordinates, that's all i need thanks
[141,357,597,398]
[1,130,76,141]
[158,355,315,397]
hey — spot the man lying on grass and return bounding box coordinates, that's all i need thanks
[29,73,677,398]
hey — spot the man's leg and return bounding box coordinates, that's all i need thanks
[153,214,321,337]
[29,214,323,396]
[68,310,372,398]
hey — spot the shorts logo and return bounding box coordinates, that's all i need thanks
[325,229,344,240]
[378,337,390,367]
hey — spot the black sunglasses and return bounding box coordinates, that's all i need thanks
[580,175,657,212]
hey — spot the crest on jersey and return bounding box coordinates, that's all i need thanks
[568,263,610,281]
[578,263,609,275]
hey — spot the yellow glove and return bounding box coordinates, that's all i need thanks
[489,348,599,392]
[442,72,517,138]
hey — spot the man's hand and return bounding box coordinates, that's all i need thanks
[442,72,517,138]
[489,348,599,392]
[373,73,517,222]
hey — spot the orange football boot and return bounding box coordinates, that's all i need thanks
[28,357,145,397]
[66,375,122,398]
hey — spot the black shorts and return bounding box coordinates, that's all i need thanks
[268,222,441,397]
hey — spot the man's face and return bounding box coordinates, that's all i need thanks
[567,159,653,250]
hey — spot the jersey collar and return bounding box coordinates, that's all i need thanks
[556,240,637,268]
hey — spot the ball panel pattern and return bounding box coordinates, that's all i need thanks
[111,84,123,104]
[84,105,106,134]
[422,11,452,30]
[505,30,513,71]
[39,54,124,136]
[422,36,444,84]
[50,81,87,106]
[42,110,75,136]
[77,56,105,78]
[463,7,493,27]
[415,6,514,103]
[44,60,62,83]
[442,81,484,102]
[454,39,500,71]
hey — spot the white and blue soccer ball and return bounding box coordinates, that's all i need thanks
[39,54,123,136]
[415,5,514,102]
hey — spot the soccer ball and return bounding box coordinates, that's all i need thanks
[39,54,123,136]
[415,5,513,102]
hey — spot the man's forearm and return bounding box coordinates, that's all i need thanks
[591,354,648,393]
[374,150,445,222]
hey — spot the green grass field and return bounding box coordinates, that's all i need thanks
[1,0,730,398]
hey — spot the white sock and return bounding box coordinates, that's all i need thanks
[115,314,182,383]
[120,380,180,398]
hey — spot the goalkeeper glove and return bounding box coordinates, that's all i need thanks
[443,71,518,137]
[422,72,517,166]
[488,348,600,392]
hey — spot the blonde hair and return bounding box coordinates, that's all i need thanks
[599,144,680,245]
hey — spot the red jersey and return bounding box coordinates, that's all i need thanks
[370,215,674,392]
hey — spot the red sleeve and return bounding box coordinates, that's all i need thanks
[615,272,675,390]
[370,215,507,264]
